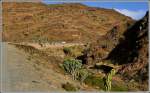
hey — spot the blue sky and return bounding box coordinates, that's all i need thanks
[42,0,149,20]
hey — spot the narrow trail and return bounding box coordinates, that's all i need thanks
[8,42,85,50]
[1,42,81,92]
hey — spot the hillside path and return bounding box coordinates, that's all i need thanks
[8,42,85,50]
[1,43,80,92]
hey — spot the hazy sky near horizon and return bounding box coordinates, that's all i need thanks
[42,0,148,20]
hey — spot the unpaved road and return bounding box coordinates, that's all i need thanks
[1,42,81,92]
[8,42,84,50]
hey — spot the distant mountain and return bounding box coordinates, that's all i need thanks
[2,2,133,43]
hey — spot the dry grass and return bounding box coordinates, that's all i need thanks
[3,2,133,43]
[9,43,62,72]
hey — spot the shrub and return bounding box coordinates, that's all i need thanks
[62,58,82,80]
[62,82,77,91]
[84,74,105,89]
[63,47,72,55]
[63,46,84,57]
[77,69,89,84]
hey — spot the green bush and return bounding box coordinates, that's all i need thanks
[84,74,128,91]
[77,69,89,84]
[62,58,82,80]
[63,47,72,55]
[63,46,84,57]
[84,75,105,90]
[62,82,77,91]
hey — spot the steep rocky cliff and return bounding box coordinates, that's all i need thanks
[84,11,148,84]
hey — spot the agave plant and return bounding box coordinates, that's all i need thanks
[62,58,82,80]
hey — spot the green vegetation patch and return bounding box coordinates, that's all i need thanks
[84,75,105,90]
[63,46,84,57]
[62,82,78,91]
[63,47,72,55]
[84,74,128,91]
[111,81,128,91]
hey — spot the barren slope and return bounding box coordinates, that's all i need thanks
[2,2,133,43]
[1,43,82,92]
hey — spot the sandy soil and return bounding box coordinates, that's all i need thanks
[1,42,81,92]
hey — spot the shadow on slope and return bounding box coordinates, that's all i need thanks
[106,11,148,65]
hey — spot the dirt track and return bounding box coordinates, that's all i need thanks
[1,42,81,92]
[8,42,84,50]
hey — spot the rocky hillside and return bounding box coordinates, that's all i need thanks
[2,2,133,43]
[116,12,148,79]
[83,16,134,65]
[83,11,148,87]
[109,12,149,90]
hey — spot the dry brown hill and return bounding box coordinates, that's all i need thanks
[2,2,133,43]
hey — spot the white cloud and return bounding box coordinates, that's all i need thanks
[114,8,146,20]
